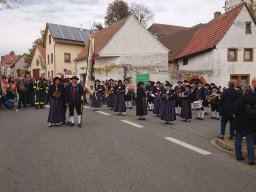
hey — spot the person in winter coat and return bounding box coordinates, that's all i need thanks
[218,80,241,140]
[233,84,256,165]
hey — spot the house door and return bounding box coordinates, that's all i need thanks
[33,69,40,79]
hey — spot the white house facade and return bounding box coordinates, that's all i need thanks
[176,4,256,87]
[76,15,169,83]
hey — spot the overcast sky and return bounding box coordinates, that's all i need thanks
[0,0,226,56]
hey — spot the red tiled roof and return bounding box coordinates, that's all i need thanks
[75,16,130,61]
[148,23,188,37]
[176,4,244,59]
[37,44,46,61]
[158,24,205,62]
[1,55,20,65]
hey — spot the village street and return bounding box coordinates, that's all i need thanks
[0,107,255,192]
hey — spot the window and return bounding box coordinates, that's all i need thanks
[64,53,71,63]
[244,48,253,62]
[245,22,252,34]
[48,55,50,65]
[49,35,51,44]
[227,48,238,62]
[48,71,50,78]
[183,58,189,65]
[36,59,39,66]
[51,70,53,78]
[51,53,53,64]
[230,74,250,86]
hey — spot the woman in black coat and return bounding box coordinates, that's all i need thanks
[48,77,65,127]
[233,84,256,165]
[136,82,147,120]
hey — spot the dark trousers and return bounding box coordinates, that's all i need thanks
[18,90,27,107]
[28,91,35,106]
[35,90,46,107]
[221,117,234,136]
[235,131,255,162]
[69,102,82,116]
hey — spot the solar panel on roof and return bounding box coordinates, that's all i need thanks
[48,23,89,44]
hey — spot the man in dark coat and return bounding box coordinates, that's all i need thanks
[65,76,84,127]
[251,76,256,145]
[136,82,147,120]
[218,80,241,140]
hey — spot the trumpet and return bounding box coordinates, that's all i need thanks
[208,93,220,103]
[53,90,61,98]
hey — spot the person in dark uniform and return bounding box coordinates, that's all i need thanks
[63,78,70,124]
[195,82,207,120]
[160,82,176,125]
[174,81,185,115]
[153,81,162,117]
[65,76,84,127]
[34,74,48,109]
[48,77,65,127]
[180,84,192,122]
[146,81,155,111]
[136,82,147,120]
[107,79,115,110]
[209,86,221,120]
[190,82,198,110]
[114,80,126,116]
[91,80,104,111]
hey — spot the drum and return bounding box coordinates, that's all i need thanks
[193,100,203,109]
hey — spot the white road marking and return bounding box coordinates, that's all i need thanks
[164,137,212,155]
[121,120,144,128]
[96,111,111,116]
[83,106,91,109]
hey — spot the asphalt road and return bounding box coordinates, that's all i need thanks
[0,106,255,192]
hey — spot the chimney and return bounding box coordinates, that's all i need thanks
[214,11,222,19]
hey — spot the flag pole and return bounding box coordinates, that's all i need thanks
[80,36,93,128]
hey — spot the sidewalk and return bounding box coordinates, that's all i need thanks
[211,136,256,159]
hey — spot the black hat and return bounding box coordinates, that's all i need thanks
[53,76,61,82]
[165,82,172,87]
[95,79,101,83]
[109,79,114,82]
[150,81,155,85]
[183,80,188,83]
[71,76,79,80]
[137,81,144,86]
[118,80,123,84]
[177,81,182,84]
[63,78,69,83]
[205,83,210,87]
[156,81,161,84]
[210,83,215,86]
[212,86,218,90]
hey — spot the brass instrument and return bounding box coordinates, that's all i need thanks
[208,93,220,103]
[53,90,61,98]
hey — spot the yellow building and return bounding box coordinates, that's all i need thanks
[43,23,90,79]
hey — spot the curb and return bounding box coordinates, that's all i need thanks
[211,138,256,159]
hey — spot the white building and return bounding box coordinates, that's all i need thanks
[30,45,46,78]
[225,0,255,11]
[75,15,169,83]
[174,4,256,87]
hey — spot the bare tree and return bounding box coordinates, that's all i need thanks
[129,2,154,27]
[104,0,130,26]
[0,0,23,9]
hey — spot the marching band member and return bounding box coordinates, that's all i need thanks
[124,79,134,109]
[209,86,221,120]
[114,80,126,116]
[180,84,192,122]
[65,76,84,127]
[91,79,104,111]
[174,81,185,116]
[146,81,155,111]
[195,82,207,120]
[63,78,70,124]
[136,81,147,120]
[47,77,65,127]
[190,82,198,110]
[153,81,162,117]
[160,82,176,125]
[107,79,115,110]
